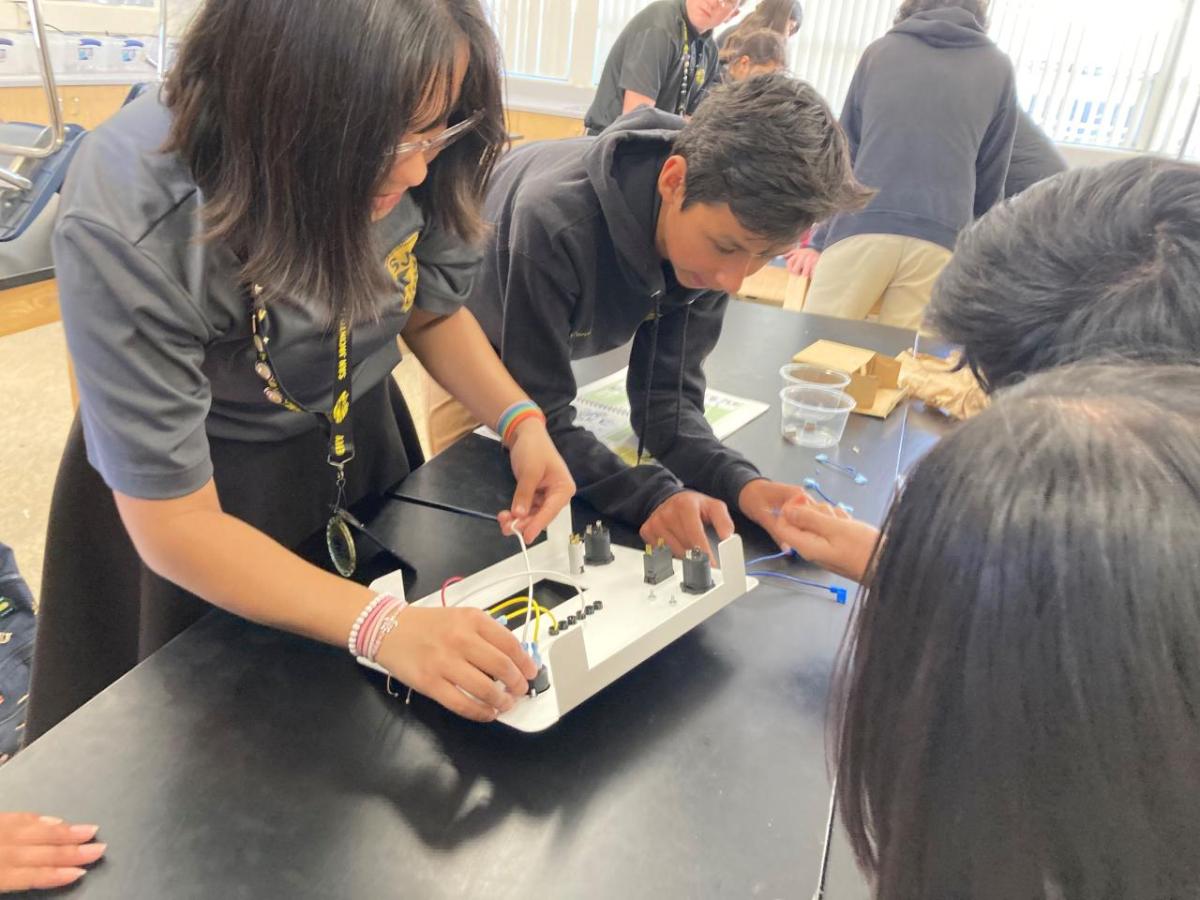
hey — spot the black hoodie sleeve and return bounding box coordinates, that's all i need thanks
[497,248,688,528]
[628,291,763,514]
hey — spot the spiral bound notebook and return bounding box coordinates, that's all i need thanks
[479,368,769,466]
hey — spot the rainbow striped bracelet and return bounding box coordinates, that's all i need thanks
[497,400,545,447]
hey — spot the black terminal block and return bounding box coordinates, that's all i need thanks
[528,665,551,696]
[681,548,714,594]
[583,521,615,565]
[592,599,603,611]
[643,540,674,585]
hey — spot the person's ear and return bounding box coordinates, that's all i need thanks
[657,155,689,208]
[732,56,750,80]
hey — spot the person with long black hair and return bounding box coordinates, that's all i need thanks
[26,0,575,742]
[833,363,1200,899]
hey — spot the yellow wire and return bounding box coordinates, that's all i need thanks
[486,596,558,641]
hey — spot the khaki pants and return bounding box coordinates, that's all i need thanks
[802,234,952,331]
[425,377,480,455]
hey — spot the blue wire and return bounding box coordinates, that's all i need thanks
[747,570,849,604]
[745,549,795,568]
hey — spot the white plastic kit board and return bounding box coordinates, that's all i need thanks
[367,508,756,731]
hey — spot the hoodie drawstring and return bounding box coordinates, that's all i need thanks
[636,294,663,467]
[636,296,691,468]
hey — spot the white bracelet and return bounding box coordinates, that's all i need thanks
[347,593,387,658]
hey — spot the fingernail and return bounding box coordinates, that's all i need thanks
[56,868,87,881]
[515,506,527,516]
[69,824,99,840]
[82,842,107,858]
[39,815,64,825]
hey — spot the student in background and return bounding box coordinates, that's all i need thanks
[464,75,870,559]
[715,0,803,52]
[1004,107,1068,197]
[789,0,1017,329]
[719,29,788,82]
[781,155,1200,581]
[834,363,1200,900]
[585,0,743,136]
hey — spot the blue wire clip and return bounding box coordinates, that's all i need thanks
[802,477,854,515]
[814,453,868,485]
[746,569,849,604]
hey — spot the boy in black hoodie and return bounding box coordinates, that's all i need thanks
[791,0,1017,330]
[464,75,870,558]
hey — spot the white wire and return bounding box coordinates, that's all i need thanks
[513,530,537,644]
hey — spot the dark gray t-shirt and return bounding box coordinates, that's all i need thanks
[585,0,718,133]
[53,93,479,500]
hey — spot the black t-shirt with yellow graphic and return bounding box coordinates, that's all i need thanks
[585,0,719,134]
[52,92,480,500]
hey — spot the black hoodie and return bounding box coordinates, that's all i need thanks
[812,7,1017,252]
[467,108,762,528]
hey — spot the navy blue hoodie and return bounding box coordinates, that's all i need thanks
[812,7,1017,252]
[467,108,762,527]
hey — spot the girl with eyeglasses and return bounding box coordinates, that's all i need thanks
[25,0,575,743]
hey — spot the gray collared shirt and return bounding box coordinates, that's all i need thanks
[54,93,479,499]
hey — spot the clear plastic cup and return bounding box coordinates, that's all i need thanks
[780,386,856,448]
[779,363,851,392]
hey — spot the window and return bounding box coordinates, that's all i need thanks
[487,0,1200,160]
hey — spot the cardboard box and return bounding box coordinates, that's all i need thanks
[791,339,909,418]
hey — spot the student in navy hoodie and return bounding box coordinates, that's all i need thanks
[790,0,1017,330]
[464,75,870,558]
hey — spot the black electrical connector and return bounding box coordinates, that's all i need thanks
[643,540,674,585]
[583,521,614,565]
[682,547,714,594]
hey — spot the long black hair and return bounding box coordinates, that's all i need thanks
[834,362,1200,900]
[164,0,506,322]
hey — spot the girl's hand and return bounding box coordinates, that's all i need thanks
[0,813,105,893]
[375,607,538,722]
[780,499,879,583]
[498,419,576,544]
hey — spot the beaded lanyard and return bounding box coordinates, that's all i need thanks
[676,18,694,116]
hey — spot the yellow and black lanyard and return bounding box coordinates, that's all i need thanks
[249,285,359,576]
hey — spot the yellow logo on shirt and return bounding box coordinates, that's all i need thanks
[385,230,421,313]
[695,67,706,87]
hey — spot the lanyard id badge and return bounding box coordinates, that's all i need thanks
[248,285,359,576]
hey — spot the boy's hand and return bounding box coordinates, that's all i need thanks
[738,479,811,549]
[641,490,734,564]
